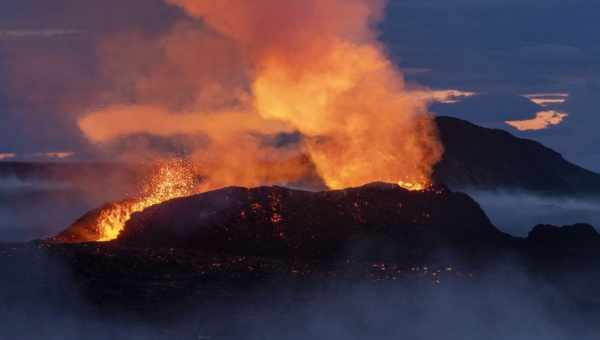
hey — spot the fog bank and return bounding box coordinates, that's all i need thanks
[466,190,600,236]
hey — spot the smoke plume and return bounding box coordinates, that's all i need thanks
[78,0,442,190]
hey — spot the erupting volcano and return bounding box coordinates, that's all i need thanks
[54,165,436,243]
[55,181,512,259]
[59,0,445,242]
[5,1,600,339]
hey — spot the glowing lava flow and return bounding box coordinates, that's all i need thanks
[397,180,428,191]
[96,160,198,241]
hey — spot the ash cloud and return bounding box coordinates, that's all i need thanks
[74,0,442,190]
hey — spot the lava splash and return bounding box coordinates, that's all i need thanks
[51,160,199,243]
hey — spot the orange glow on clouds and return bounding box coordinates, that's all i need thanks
[524,93,569,107]
[0,153,16,161]
[78,0,443,192]
[429,89,477,104]
[506,111,568,131]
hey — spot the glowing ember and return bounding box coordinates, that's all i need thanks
[397,180,429,191]
[97,160,198,241]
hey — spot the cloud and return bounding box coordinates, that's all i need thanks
[525,82,600,172]
[0,29,82,40]
[467,190,600,236]
[0,0,179,34]
[0,153,16,161]
[429,89,477,104]
[71,0,443,191]
[25,151,76,160]
[524,93,570,107]
[431,93,543,125]
[506,111,568,131]
[0,0,598,175]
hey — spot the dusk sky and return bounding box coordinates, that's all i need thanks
[1,0,599,171]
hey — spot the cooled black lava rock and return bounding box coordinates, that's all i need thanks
[116,183,511,260]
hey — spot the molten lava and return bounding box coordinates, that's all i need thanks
[397,180,429,191]
[96,160,198,241]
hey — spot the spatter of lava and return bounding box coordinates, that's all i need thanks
[96,160,199,241]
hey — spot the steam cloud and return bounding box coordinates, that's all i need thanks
[1,250,598,340]
[78,0,442,190]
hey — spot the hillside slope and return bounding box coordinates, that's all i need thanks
[434,116,600,195]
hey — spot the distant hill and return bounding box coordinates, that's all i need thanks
[433,116,600,195]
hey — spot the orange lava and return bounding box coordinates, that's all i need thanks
[96,160,198,241]
[397,180,429,191]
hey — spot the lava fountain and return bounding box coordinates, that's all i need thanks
[96,160,199,241]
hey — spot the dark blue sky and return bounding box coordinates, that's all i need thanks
[0,0,599,171]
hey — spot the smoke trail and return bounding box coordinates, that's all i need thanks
[79,0,442,190]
